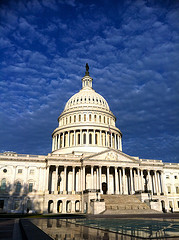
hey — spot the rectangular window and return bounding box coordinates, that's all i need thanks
[166,175,169,179]
[167,186,171,194]
[29,183,33,192]
[176,187,179,194]
[30,170,34,175]
[18,169,22,174]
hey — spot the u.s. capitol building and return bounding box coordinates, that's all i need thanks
[0,65,179,214]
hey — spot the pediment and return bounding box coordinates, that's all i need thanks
[83,149,139,163]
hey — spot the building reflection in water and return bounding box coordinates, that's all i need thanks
[31,218,179,240]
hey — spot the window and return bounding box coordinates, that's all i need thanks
[30,170,34,175]
[107,117,109,124]
[166,175,169,179]
[95,133,98,144]
[167,186,171,194]
[174,176,178,179]
[83,134,86,144]
[3,169,7,173]
[89,114,91,121]
[178,201,179,208]
[77,133,80,145]
[69,116,71,123]
[29,183,33,192]
[79,115,81,121]
[16,181,22,193]
[66,117,68,124]
[176,187,179,194]
[84,114,86,121]
[1,178,6,190]
[104,116,106,123]
[74,115,76,122]
[94,115,97,122]
[18,169,22,174]
[89,133,92,144]
[99,116,101,123]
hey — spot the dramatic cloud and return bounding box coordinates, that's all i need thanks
[0,0,179,163]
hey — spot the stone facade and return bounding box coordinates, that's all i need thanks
[0,68,179,214]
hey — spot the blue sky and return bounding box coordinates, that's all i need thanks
[0,0,179,163]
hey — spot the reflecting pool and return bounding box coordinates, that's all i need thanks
[31,218,179,239]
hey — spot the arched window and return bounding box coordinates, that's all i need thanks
[84,114,86,121]
[66,117,68,124]
[99,115,101,122]
[104,116,106,123]
[89,133,92,144]
[16,181,22,193]
[70,116,71,123]
[107,117,109,124]
[77,133,80,145]
[95,133,98,144]
[74,115,76,122]
[83,133,86,144]
[89,114,91,121]
[1,178,6,190]
[94,115,97,122]
[28,183,33,192]
[79,115,81,122]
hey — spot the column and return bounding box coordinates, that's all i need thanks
[100,130,102,146]
[147,170,152,192]
[114,134,117,149]
[119,136,122,151]
[110,133,112,148]
[63,166,67,194]
[160,171,166,194]
[115,167,119,194]
[87,129,89,145]
[130,168,134,194]
[155,171,159,195]
[58,134,60,149]
[72,166,75,194]
[133,169,136,192]
[137,169,140,191]
[80,130,82,145]
[54,166,58,194]
[45,166,49,193]
[107,166,110,194]
[62,132,65,148]
[141,170,144,191]
[82,166,85,191]
[99,166,102,193]
[68,131,70,147]
[122,167,126,194]
[105,131,108,146]
[119,168,122,194]
[96,167,99,190]
[91,166,94,189]
[74,130,76,146]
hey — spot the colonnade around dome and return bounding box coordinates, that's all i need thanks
[52,129,122,152]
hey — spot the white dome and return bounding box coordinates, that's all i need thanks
[64,88,110,112]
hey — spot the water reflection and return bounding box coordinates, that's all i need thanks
[31,218,132,239]
[31,218,179,240]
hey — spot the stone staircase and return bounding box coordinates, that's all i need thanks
[100,194,157,214]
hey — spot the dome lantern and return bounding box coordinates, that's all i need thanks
[82,63,93,89]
